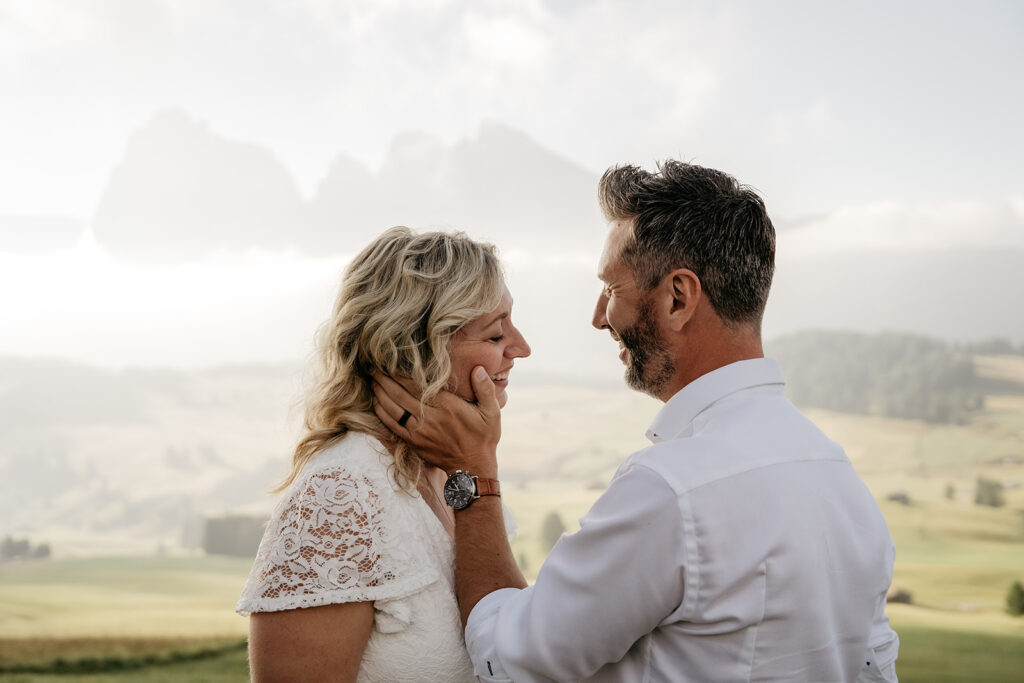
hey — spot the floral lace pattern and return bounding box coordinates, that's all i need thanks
[237,434,437,615]
[236,433,519,681]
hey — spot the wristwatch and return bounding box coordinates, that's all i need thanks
[443,470,501,510]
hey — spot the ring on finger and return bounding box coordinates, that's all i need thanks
[397,409,412,427]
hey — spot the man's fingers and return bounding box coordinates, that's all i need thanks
[370,370,421,413]
[369,369,421,398]
[372,398,407,436]
[371,380,404,417]
[470,366,501,414]
[372,379,418,428]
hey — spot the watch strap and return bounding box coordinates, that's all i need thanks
[474,477,501,498]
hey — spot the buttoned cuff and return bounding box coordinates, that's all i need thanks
[465,587,521,682]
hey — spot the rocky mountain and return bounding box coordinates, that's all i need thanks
[92,109,308,258]
[92,110,604,259]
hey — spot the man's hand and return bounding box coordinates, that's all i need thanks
[372,366,501,477]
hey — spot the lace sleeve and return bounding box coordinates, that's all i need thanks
[236,461,437,615]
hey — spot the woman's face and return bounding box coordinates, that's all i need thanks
[449,284,531,408]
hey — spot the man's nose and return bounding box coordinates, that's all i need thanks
[592,291,609,330]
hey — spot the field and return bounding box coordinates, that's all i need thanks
[0,556,251,681]
[2,355,1024,681]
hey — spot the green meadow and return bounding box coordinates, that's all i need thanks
[2,356,1024,681]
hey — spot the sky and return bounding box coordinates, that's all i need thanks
[1,0,1022,372]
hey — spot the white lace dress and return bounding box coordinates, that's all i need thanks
[237,433,511,682]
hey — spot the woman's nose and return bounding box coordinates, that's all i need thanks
[508,325,531,358]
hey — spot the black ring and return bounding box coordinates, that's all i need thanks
[397,410,412,427]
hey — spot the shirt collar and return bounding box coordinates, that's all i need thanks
[645,357,786,443]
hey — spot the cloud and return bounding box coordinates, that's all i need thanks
[1,0,100,51]
[1,0,170,52]
[778,198,1024,256]
[768,99,842,147]
[462,9,550,71]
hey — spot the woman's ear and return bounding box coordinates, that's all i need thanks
[665,268,701,331]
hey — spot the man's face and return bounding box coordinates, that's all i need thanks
[592,220,676,398]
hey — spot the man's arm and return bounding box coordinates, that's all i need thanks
[374,368,685,680]
[467,465,685,681]
[451,496,527,625]
[859,540,900,682]
[372,366,526,625]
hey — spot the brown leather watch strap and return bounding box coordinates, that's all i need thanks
[475,477,501,498]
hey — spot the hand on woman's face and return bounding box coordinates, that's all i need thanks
[448,285,531,408]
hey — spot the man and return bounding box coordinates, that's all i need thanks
[374,160,899,682]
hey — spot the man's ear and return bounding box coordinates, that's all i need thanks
[665,268,701,331]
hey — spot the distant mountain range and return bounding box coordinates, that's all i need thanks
[91,108,604,258]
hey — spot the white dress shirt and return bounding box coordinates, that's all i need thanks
[466,358,899,682]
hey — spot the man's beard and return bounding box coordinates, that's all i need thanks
[618,297,675,398]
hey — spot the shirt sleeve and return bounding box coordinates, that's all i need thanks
[236,462,437,615]
[858,540,900,682]
[465,464,685,682]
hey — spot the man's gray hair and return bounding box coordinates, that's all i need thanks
[598,160,776,329]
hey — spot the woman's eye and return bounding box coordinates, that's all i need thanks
[489,335,505,342]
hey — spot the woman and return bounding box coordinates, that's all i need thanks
[236,227,530,682]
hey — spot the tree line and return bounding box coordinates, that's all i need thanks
[0,535,50,562]
[768,331,986,424]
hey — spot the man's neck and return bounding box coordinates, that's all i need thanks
[659,331,764,402]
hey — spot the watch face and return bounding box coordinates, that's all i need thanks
[444,471,476,510]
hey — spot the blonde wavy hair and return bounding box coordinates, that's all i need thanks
[277,226,504,493]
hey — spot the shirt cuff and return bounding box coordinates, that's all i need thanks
[465,587,521,682]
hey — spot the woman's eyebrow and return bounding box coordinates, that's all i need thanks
[484,311,509,328]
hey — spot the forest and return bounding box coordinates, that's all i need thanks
[768,331,991,424]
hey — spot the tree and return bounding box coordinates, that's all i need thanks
[203,515,266,557]
[1,536,51,562]
[1007,581,1024,616]
[975,477,1005,508]
[1,536,31,561]
[540,511,566,554]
